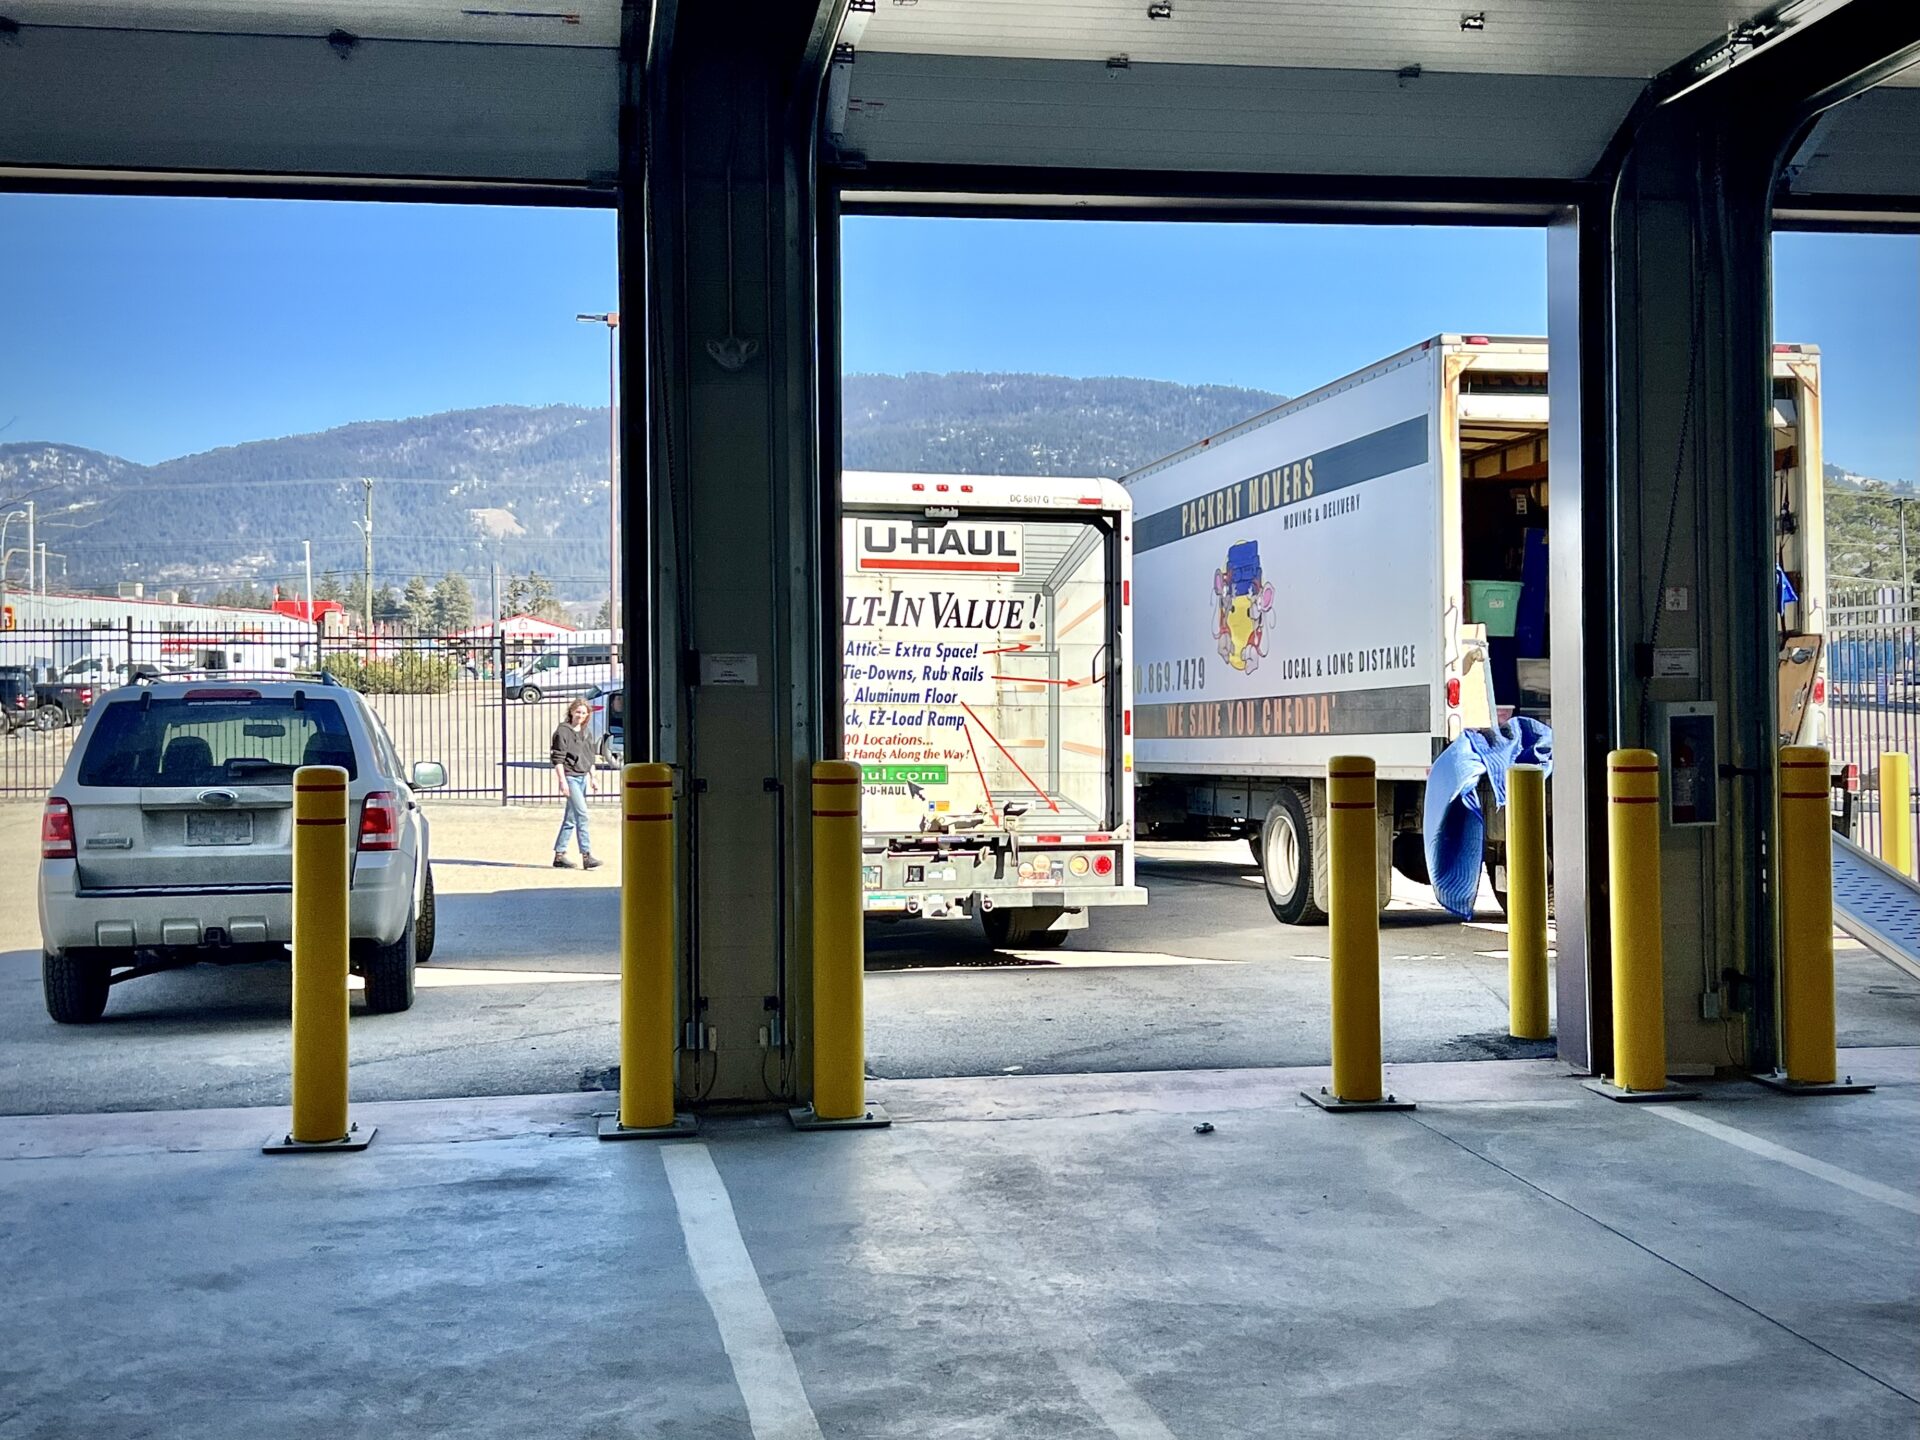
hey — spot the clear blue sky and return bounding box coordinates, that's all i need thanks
[0,195,1912,482]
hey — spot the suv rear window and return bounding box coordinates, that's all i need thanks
[78,695,357,787]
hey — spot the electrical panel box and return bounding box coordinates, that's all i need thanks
[1661,702,1719,828]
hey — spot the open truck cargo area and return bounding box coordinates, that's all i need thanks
[842,472,1146,948]
[1123,335,1828,923]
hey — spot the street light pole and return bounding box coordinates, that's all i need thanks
[361,478,374,635]
[576,312,619,636]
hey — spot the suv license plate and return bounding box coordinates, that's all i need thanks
[186,812,254,846]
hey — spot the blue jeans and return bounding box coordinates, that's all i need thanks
[554,775,593,857]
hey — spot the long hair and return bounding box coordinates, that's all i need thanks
[565,699,592,726]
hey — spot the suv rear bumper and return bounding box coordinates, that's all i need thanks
[38,851,415,955]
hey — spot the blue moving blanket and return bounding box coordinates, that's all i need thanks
[1423,717,1554,919]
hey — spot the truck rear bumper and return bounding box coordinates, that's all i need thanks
[865,884,1147,917]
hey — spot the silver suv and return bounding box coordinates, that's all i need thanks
[37,678,444,1023]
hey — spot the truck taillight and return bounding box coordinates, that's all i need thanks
[1812,677,1826,704]
[358,791,401,852]
[1464,335,1490,345]
[42,797,75,860]
[1093,854,1114,876]
[1843,763,1859,794]
[1446,678,1461,708]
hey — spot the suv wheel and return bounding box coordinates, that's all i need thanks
[43,950,111,1024]
[519,684,542,704]
[416,867,437,964]
[356,920,417,1014]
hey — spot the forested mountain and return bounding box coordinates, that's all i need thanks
[842,372,1284,476]
[8,373,1904,602]
[0,374,1286,604]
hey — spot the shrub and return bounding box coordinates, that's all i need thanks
[322,652,459,695]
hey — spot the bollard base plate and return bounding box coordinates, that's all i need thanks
[1302,1087,1415,1113]
[598,1112,698,1141]
[1582,1078,1700,1103]
[789,1103,892,1131]
[264,1122,375,1154]
[1749,1070,1876,1097]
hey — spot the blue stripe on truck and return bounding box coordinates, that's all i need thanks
[1134,414,1429,554]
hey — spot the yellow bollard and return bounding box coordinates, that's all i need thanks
[1779,747,1838,1084]
[1507,764,1550,1041]
[1305,758,1411,1111]
[1881,751,1912,877]
[793,760,888,1128]
[1605,749,1669,1093]
[602,762,689,1137]
[266,764,371,1152]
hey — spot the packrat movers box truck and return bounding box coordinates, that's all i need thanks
[1123,335,1828,923]
[843,471,1146,947]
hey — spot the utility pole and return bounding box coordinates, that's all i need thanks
[303,539,315,623]
[576,312,619,636]
[37,542,47,596]
[24,501,33,599]
[361,478,374,636]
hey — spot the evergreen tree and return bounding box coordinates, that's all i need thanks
[374,585,406,624]
[402,575,435,631]
[593,596,612,628]
[316,573,346,603]
[431,573,476,632]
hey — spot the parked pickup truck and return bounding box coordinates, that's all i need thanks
[0,667,96,733]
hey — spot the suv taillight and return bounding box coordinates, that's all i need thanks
[358,791,401,852]
[43,797,76,860]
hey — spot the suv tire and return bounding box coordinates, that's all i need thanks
[416,867,437,964]
[44,949,111,1024]
[356,920,417,1014]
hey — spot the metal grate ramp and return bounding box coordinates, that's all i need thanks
[1833,834,1920,982]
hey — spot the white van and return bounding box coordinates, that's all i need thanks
[504,631,620,704]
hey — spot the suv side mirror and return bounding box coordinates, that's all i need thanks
[410,760,448,790]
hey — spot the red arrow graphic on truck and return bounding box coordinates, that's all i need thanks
[959,701,1059,812]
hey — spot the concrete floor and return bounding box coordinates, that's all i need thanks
[4,806,1919,1114]
[1,1053,1914,1438]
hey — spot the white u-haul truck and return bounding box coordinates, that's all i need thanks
[843,471,1147,947]
[1124,335,1828,923]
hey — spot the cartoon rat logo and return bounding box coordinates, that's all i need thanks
[1214,539,1273,673]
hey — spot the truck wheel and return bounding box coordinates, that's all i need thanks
[520,685,542,704]
[1391,832,1430,885]
[980,910,1072,950]
[43,949,111,1024]
[415,867,437,964]
[1260,790,1328,926]
[34,704,63,731]
[356,921,417,1014]
[1486,850,1555,920]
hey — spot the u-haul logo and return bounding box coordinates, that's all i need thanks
[857,522,1022,575]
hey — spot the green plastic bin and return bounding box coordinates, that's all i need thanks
[1467,580,1525,638]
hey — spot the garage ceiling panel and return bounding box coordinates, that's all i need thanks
[1,26,619,184]
[838,53,1642,178]
[2,0,619,46]
[853,0,1772,79]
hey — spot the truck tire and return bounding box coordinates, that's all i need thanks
[980,909,1072,950]
[1486,849,1555,920]
[415,867,437,964]
[1391,831,1430,886]
[35,703,63,731]
[356,921,417,1014]
[1260,789,1327,926]
[43,949,111,1024]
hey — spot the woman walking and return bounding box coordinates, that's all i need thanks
[550,698,602,869]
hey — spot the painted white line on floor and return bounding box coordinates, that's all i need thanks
[1651,1107,1920,1216]
[661,1144,826,1440]
[1050,1352,1182,1440]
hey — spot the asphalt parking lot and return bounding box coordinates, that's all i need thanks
[2,800,1917,1116]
